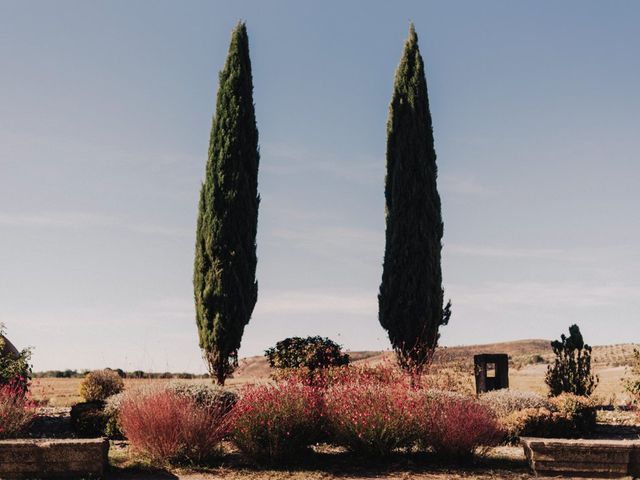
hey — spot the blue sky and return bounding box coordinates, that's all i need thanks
[1,1,639,372]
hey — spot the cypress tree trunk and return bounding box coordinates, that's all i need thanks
[378,24,450,375]
[194,22,259,385]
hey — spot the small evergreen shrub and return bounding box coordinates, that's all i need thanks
[499,394,596,442]
[551,393,597,433]
[479,389,553,418]
[324,382,419,457]
[265,336,349,371]
[501,407,569,442]
[70,401,107,438]
[231,383,323,463]
[418,395,502,459]
[0,380,36,438]
[120,387,231,464]
[545,324,598,396]
[80,369,124,402]
[104,392,125,439]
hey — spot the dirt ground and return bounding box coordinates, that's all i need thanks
[107,444,536,480]
[105,443,611,480]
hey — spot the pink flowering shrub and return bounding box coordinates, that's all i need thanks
[0,379,36,438]
[119,387,231,464]
[278,363,409,389]
[417,394,503,459]
[231,382,323,462]
[324,382,419,457]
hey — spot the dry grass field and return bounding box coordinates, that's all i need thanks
[32,339,639,406]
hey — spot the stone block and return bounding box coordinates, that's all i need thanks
[0,438,109,479]
[522,437,640,478]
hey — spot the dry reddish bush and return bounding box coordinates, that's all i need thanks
[119,387,231,464]
[417,395,503,460]
[0,379,36,438]
[275,363,409,389]
[324,381,419,457]
[231,382,323,462]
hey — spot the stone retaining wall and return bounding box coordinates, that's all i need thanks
[522,437,640,478]
[0,438,109,479]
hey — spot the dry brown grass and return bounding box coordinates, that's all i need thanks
[31,378,213,407]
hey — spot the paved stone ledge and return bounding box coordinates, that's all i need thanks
[0,438,109,479]
[522,437,640,478]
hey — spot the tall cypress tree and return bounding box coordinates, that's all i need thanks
[194,22,259,385]
[378,24,450,374]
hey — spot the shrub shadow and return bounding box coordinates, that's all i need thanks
[209,445,530,478]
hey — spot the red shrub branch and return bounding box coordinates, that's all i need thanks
[231,382,323,462]
[119,387,231,464]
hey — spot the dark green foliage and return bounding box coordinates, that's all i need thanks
[553,394,597,433]
[70,401,108,438]
[502,395,596,442]
[194,22,260,385]
[32,369,81,378]
[265,336,350,371]
[378,24,450,373]
[104,393,125,439]
[545,324,598,397]
[0,325,32,392]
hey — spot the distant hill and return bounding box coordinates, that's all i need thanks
[232,339,639,383]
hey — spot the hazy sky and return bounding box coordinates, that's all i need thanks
[1,1,639,372]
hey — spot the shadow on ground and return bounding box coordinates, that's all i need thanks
[107,445,530,480]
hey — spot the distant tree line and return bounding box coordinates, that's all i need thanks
[32,368,210,380]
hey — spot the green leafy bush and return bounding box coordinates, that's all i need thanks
[552,393,597,433]
[265,336,349,371]
[499,393,596,442]
[70,401,107,438]
[545,324,598,396]
[501,407,568,442]
[79,369,124,402]
[104,392,125,439]
[0,325,32,393]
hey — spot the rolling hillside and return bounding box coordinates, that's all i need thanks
[233,339,639,383]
